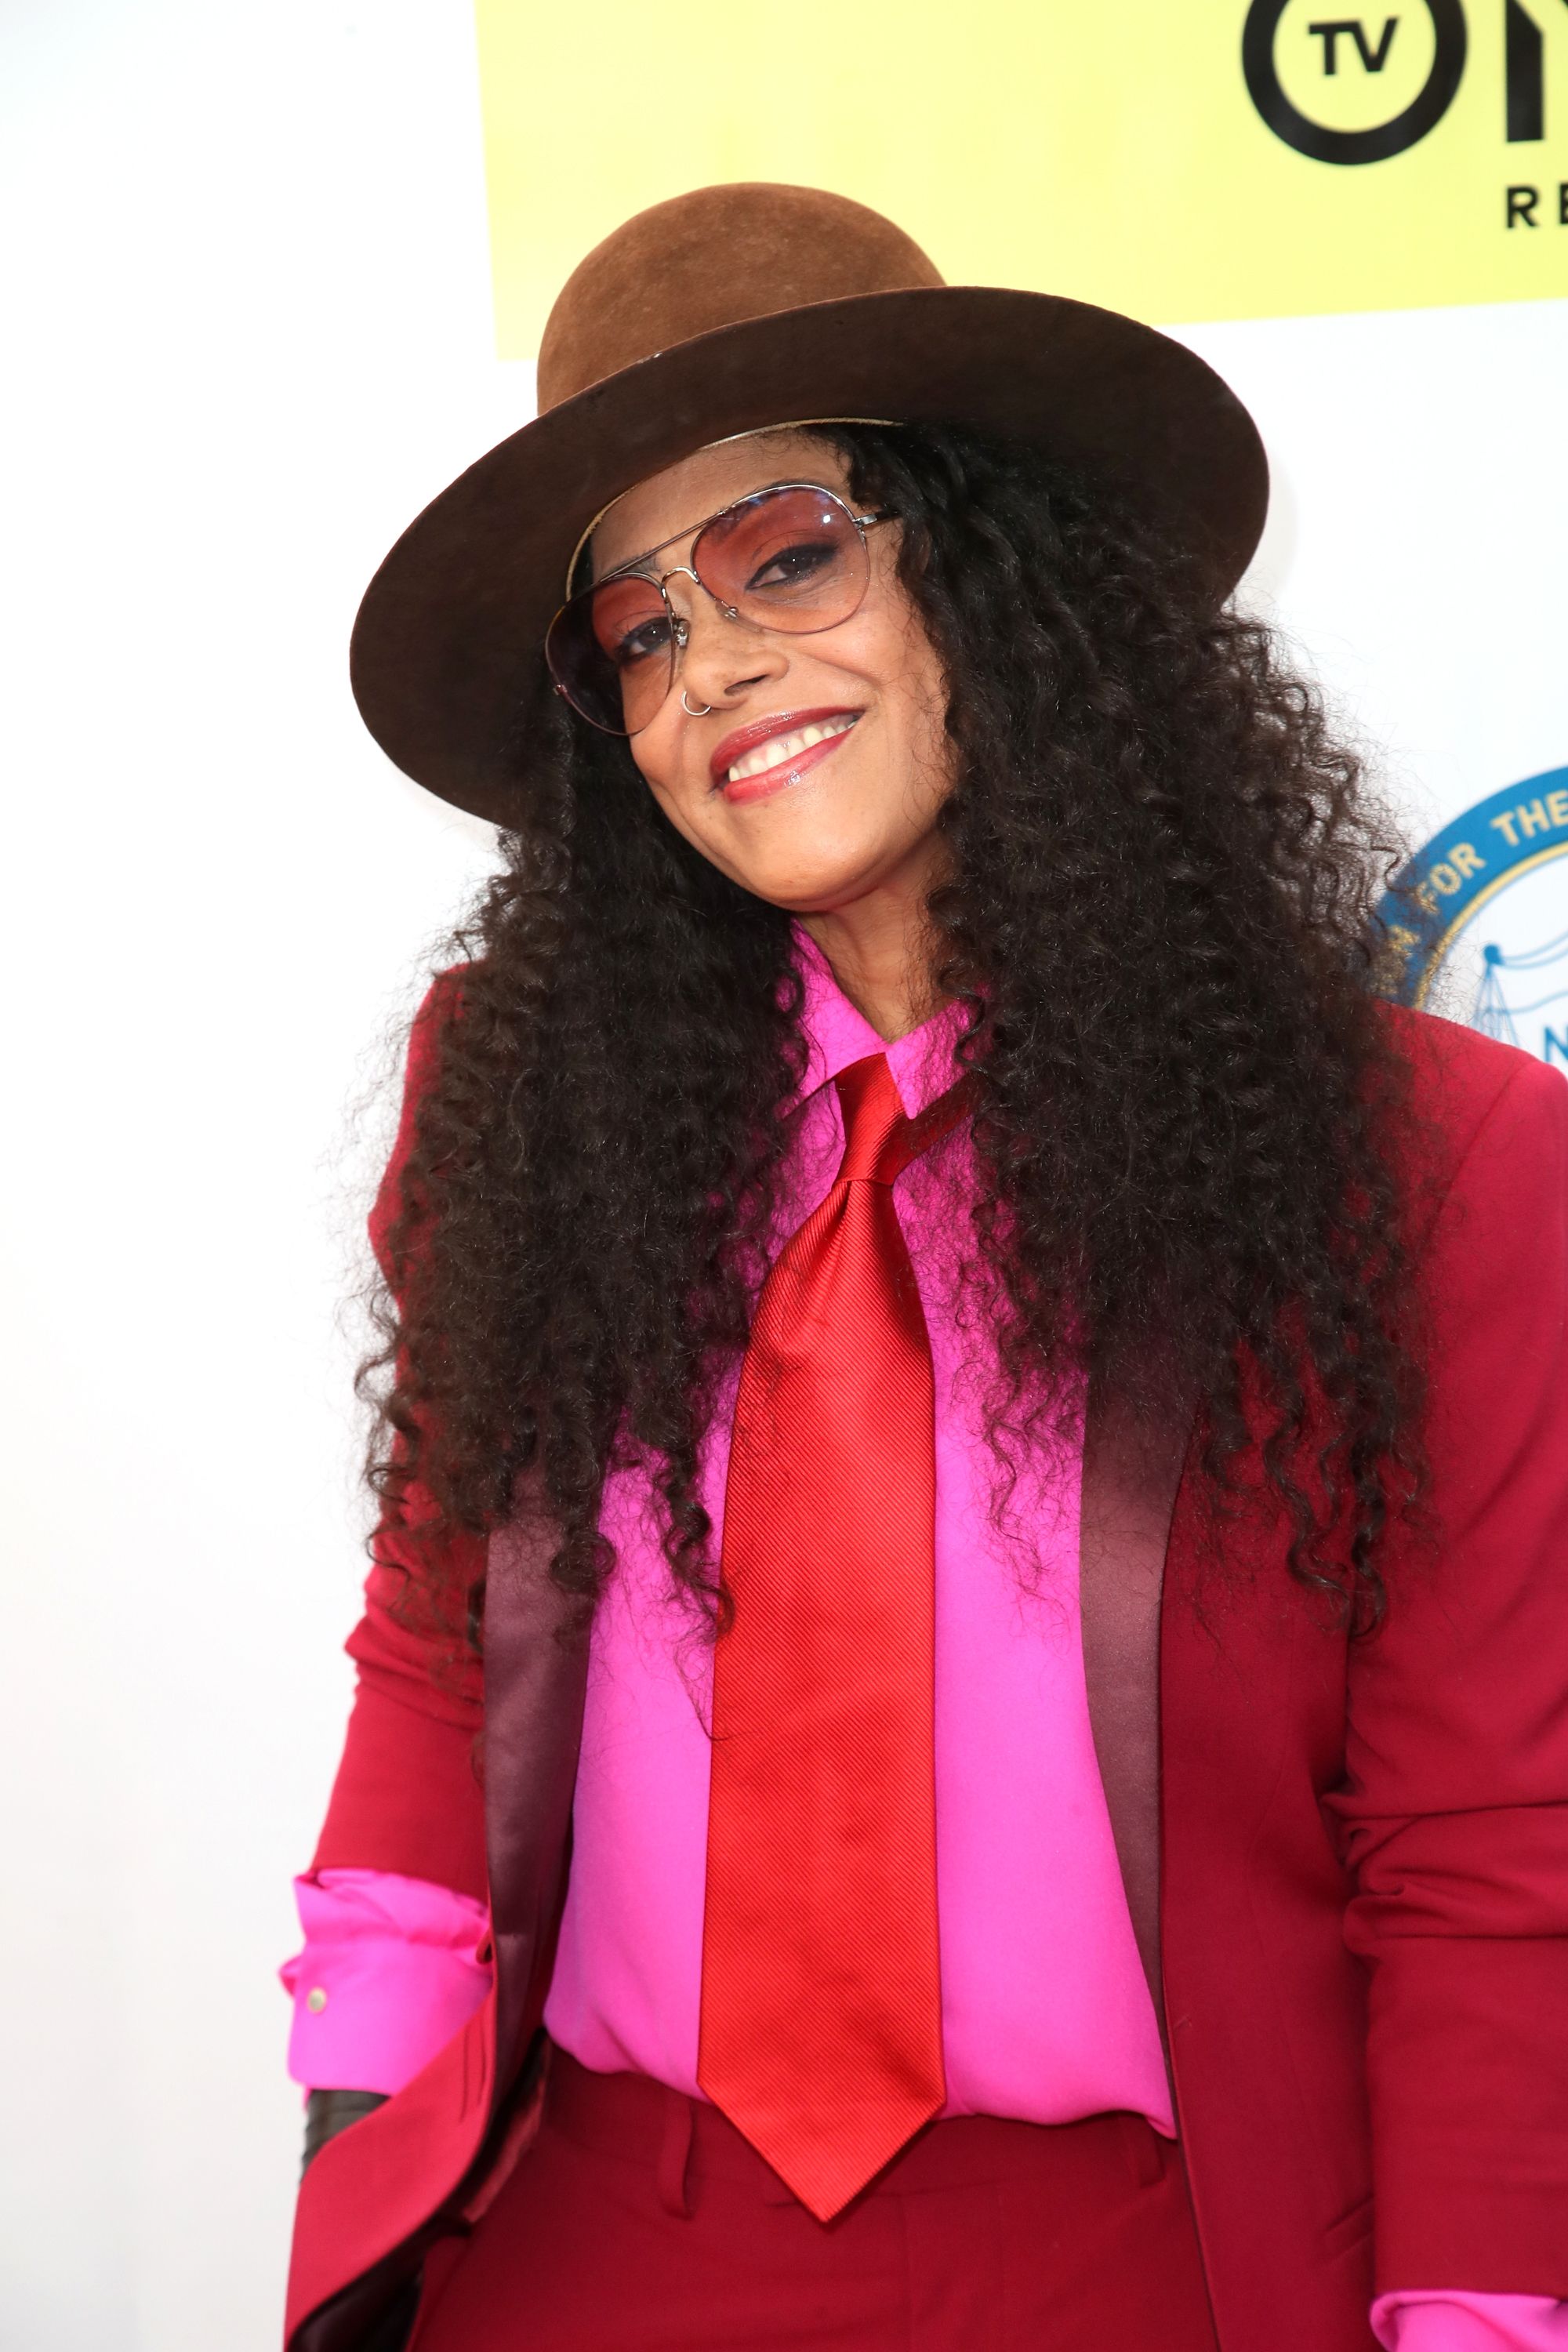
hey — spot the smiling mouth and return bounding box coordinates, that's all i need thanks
[724,712,861,786]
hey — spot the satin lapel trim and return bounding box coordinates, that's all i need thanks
[483,1432,1189,2084]
[1077,1382,1196,2033]
[483,1508,591,2092]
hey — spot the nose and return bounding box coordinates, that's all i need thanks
[669,579,787,708]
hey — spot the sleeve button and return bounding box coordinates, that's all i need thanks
[306,1987,328,2013]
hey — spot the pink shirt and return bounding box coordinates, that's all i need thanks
[542,938,1168,2126]
[285,933,1564,2352]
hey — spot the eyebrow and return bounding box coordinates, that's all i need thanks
[592,480,816,585]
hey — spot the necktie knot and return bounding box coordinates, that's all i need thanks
[834,1053,969,1188]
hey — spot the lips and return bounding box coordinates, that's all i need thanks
[708,708,863,789]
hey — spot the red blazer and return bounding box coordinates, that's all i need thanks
[285,1005,1568,2352]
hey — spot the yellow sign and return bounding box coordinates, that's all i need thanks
[475,0,1568,356]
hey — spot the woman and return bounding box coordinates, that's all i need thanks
[281,185,1568,2352]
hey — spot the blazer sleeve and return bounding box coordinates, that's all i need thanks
[1334,1051,1568,2296]
[307,971,489,1905]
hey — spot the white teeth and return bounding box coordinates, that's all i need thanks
[727,712,858,784]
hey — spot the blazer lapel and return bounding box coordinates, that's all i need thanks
[1077,1381,1194,2022]
[482,1508,592,2088]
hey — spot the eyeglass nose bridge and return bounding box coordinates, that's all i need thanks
[656,563,742,634]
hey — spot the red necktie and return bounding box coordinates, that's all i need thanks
[698,1052,966,2220]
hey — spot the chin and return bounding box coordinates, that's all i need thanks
[736,854,882,914]
[728,824,887,906]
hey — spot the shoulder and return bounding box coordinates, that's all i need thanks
[405,960,477,1090]
[1379,998,1563,1138]
[370,961,479,1272]
[1377,1000,1568,1215]
[1382,1002,1568,1279]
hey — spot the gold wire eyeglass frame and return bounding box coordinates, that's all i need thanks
[546,477,891,735]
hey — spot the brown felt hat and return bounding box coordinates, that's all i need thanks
[350,183,1269,824]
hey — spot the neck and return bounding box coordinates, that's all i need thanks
[797,888,943,1044]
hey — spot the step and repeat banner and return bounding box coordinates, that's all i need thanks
[478,0,1568,1062]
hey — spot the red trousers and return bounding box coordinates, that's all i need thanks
[411,2046,1219,2351]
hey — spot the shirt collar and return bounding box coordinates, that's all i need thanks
[789,922,969,1121]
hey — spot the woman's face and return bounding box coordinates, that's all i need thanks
[589,433,954,924]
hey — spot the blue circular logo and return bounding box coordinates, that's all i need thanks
[1378,765,1568,1065]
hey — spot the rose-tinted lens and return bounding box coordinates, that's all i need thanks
[545,573,674,734]
[693,488,868,633]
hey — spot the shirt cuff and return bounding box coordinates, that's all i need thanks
[279,1867,493,2096]
[1373,2292,1568,2351]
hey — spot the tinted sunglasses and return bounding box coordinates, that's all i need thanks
[545,481,890,736]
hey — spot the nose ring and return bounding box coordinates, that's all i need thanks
[681,690,713,717]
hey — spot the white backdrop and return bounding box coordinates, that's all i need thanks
[2,5,1564,2347]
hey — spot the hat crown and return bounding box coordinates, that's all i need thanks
[536,183,945,412]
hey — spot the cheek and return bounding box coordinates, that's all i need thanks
[627,718,689,807]
[878,637,952,797]
[628,735,722,868]
[852,593,947,731]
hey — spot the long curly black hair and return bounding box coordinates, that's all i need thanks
[363,419,1423,1652]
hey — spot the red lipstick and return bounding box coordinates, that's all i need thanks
[708,707,864,799]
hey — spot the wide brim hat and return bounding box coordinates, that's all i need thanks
[351,183,1269,826]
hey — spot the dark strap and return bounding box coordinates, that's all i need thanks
[301,2089,387,2180]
